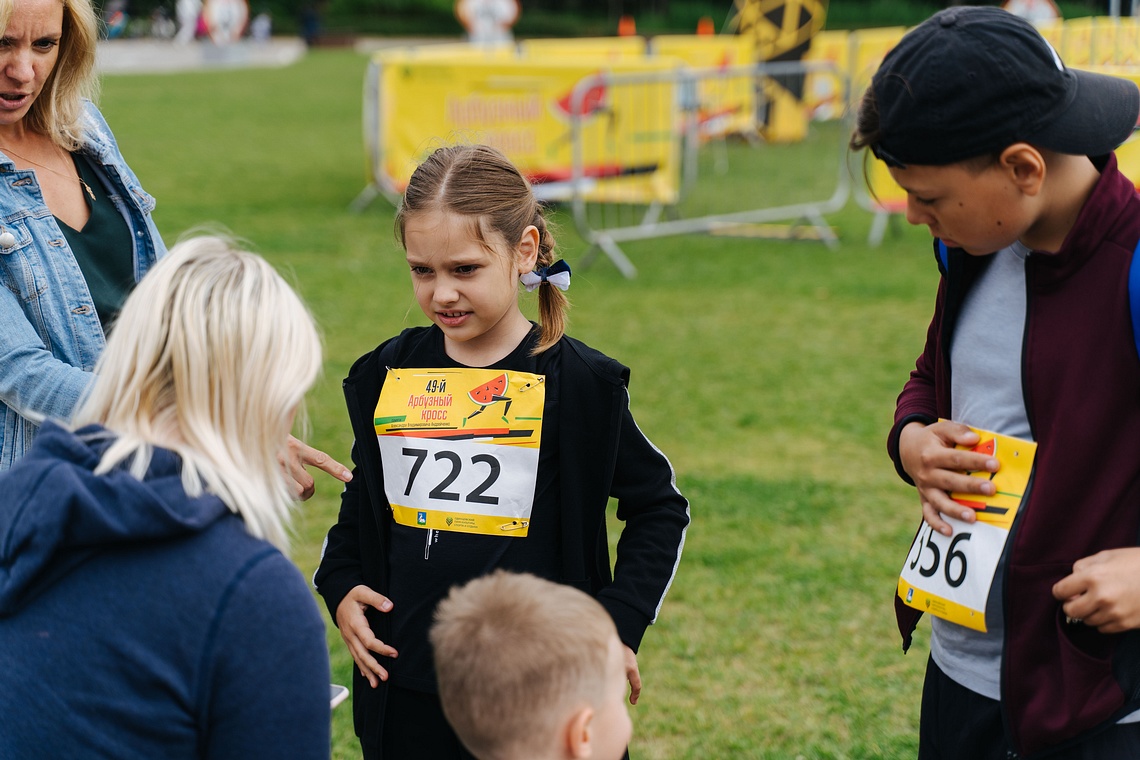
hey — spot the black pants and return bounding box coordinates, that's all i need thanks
[919,655,1140,759]
[358,685,476,760]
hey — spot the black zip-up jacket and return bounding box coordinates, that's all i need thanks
[887,155,1140,757]
[315,327,690,747]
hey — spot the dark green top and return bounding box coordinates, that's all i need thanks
[59,153,134,334]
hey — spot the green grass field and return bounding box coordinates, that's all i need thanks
[100,48,942,759]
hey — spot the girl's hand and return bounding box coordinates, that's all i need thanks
[623,645,641,705]
[898,420,999,536]
[1053,549,1140,633]
[335,585,397,688]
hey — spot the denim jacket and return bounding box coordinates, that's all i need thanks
[0,101,166,470]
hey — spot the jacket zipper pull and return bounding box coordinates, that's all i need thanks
[424,529,433,559]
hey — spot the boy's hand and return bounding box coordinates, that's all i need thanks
[623,645,641,705]
[282,435,352,501]
[335,585,398,688]
[899,420,999,536]
[1053,549,1140,633]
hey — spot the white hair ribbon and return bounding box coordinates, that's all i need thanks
[519,260,571,292]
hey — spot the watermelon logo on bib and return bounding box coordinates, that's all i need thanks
[465,372,512,425]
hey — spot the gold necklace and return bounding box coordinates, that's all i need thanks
[0,145,95,202]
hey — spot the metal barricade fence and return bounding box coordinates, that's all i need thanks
[352,53,398,212]
[351,55,851,280]
[555,60,850,278]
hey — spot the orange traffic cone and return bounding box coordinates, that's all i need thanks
[697,16,715,35]
[618,15,636,36]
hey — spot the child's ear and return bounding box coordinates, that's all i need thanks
[1000,143,1046,196]
[517,225,540,273]
[564,706,595,759]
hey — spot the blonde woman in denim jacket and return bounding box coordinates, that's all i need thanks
[0,0,166,470]
[0,0,350,492]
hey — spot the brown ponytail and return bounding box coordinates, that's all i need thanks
[529,209,568,354]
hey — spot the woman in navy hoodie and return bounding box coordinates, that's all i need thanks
[0,236,332,758]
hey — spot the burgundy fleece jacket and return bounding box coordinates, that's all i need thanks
[888,154,1140,757]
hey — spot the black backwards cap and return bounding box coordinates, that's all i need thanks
[870,6,1140,168]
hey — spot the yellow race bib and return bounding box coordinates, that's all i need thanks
[897,425,1036,632]
[374,367,546,537]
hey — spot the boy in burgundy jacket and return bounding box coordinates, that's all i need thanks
[851,6,1140,758]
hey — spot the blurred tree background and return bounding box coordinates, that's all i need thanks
[101,0,1120,46]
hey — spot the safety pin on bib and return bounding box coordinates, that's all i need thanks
[499,520,530,532]
[518,377,544,393]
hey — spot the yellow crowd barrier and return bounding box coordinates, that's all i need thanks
[649,35,758,139]
[1093,67,1140,186]
[802,29,848,120]
[354,14,1140,247]
[518,36,648,60]
[361,44,682,208]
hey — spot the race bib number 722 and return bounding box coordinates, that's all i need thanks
[374,367,545,537]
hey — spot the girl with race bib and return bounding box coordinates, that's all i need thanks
[315,144,690,760]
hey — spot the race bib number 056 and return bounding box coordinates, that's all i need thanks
[897,425,1036,632]
[374,367,545,537]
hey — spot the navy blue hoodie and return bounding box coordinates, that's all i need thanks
[0,422,331,759]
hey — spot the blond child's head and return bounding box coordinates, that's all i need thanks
[430,571,631,760]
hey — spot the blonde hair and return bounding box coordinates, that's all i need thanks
[396,144,569,354]
[72,235,323,551]
[431,571,617,759]
[0,0,101,149]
